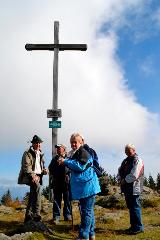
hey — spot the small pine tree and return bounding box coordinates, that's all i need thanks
[99,173,109,196]
[1,189,12,206]
[42,186,50,200]
[108,174,118,186]
[1,194,6,205]
[111,174,118,186]
[156,173,160,191]
[143,176,149,187]
[15,196,19,201]
[148,175,156,190]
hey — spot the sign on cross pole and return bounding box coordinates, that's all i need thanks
[49,120,61,129]
[25,21,87,159]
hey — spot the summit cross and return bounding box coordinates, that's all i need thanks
[25,21,87,157]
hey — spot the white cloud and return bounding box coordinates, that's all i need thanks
[0,0,160,178]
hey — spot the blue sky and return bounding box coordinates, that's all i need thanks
[99,0,160,113]
[117,9,160,112]
[1,0,160,189]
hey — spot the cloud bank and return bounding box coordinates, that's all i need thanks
[0,0,160,178]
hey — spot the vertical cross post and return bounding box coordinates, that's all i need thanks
[52,21,59,157]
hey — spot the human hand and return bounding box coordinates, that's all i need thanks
[65,175,70,184]
[43,168,49,175]
[120,179,126,185]
[57,157,65,165]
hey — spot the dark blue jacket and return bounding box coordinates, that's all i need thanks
[49,154,70,188]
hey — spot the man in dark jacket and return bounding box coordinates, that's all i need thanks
[18,135,48,223]
[48,144,72,224]
[118,143,144,235]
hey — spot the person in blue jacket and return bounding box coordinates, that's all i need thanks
[58,133,101,240]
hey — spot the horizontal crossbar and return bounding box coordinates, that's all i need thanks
[25,44,87,51]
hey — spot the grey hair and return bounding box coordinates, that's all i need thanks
[70,132,84,141]
[125,143,136,150]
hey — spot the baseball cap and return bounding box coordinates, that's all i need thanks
[55,144,66,150]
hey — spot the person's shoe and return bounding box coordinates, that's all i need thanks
[89,236,95,240]
[128,229,144,235]
[76,238,89,240]
[64,215,72,221]
[76,236,89,240]
[124,227,133,234]
[53,218,60,225]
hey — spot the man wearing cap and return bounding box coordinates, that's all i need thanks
[18,135,48,222]
[48,144,72,224]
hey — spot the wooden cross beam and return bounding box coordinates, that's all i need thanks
[25,43,87,51]
[25,21,87,158]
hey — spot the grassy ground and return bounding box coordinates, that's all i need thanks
[0,203,160,239]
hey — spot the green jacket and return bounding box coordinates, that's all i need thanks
[18,147,45,185]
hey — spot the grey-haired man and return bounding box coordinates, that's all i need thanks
[118,144,144,235]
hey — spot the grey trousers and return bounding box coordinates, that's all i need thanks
[25,182,41,218]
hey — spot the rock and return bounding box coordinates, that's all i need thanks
[0,206,14,215]
[0,232,33,240]
[0,233,11,240]
[97,212,123,223]
[11,232,32,240]
[142,186,154,195]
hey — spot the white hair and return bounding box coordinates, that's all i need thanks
[125,143,136,150]
[70,132,84,141]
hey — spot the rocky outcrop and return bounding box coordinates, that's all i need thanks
[0,232,32,240]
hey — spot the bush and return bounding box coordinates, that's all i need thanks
[96,194,126,209]
[7,199,21,209]
[1,189,12,206]
[141,196,160,208]
[99,175,109,196]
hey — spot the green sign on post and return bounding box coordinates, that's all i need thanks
[49,120,61,128]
